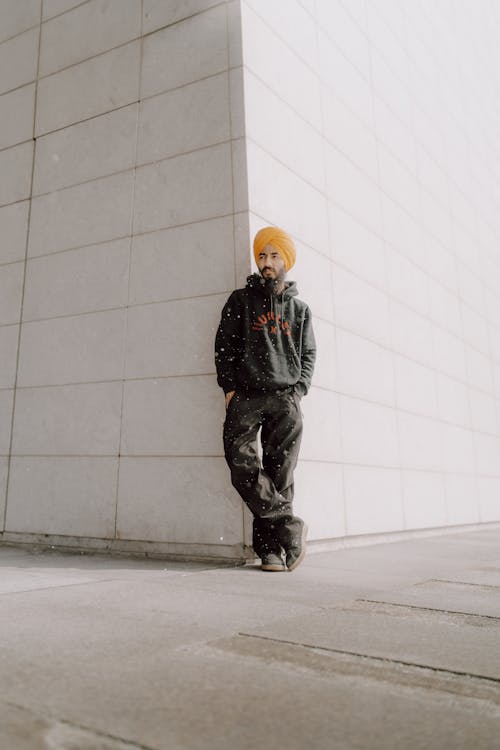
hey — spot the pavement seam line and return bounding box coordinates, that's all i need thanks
[0,577,120,597]
[358,598,500,621]
[236,632,500,686]
[427,578,500,590]
[4,699,159,750]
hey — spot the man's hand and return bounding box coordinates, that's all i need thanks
[225,390,236,410]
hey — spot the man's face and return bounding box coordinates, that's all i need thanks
[257,244,286,283]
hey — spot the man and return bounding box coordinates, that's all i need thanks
[215,226,316,572]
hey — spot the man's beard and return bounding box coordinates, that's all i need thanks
[260,268,286,296]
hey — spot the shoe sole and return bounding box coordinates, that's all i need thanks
[261,563,286,572]
[287,523,308,572]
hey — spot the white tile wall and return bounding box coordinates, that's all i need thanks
[461,303,490,355]
[245,141,329,252]
[381,193,427,268]
[292,243,334,322]
[441,423,476,475]
[457,262,486,314]
[22,238,130,320]
[339,394,399,468]
[323,87,378,182]
[116,456,242,545]
[231,137,249,214]
[0,262,24,325]
[241,2,322,130]
[240,0,500,538]
[469,388,497,436]
[294,460,345,540]
[35,40,141,135]
[365,2,409,84]
[428,277,463,338]
[137,74,230,165]
[0,201,29,264]
[0,326,19,388]
[432,325,467,381]
[227,0,244,67]
[0,0,40,43]
[141,4,228,99]
[0,141,34,206]
[124,294,225,379]
[343,464,404,535]
[234,211,252,286]
[0,0,250,551]
[436,372,470,429]
[326,144,383,236]
[142,0,223,35]
[121,376,225,457]
[0,390,14,456]
[0,457,7,530]
[391,301,434,367]
[6,456,118,537]
[332,264,391,348]
[28,170,135,257]
[378,144,420,218]
[466,345,495,395]
[133,143,233,234]
[421,189,453,250]
[39,0,141,77]
[17,309,127,387]
[329,204,386,288]
[0,84,36,150]
[445,473,480,525]
[424,234,459,294]
[1,0,499,554]
[310,318,336,391]
[385,247,429,317]
[244,70,325,191]
[299,387,342,463]
[478,477,500,522]
[12,383,123,455]
[0,28,39,94]
[129,217,235,305]
[334,327,395,406]
[393,354,438,419]
[370,47,412,126]
[244,0,318,72]
[374,93,416,173]
[398,411,442,472]
[41,2,80,19]
[474,433,500,478]
[229,67,245,138]
[317,0,370,79]
[401,469,447,530]
[318,28,373,128]
[33,104,139,195]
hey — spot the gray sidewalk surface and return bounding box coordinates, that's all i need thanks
[1,527,500,750]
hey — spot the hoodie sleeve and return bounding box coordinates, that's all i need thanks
[294,306,316,397]
[214,291,243,394]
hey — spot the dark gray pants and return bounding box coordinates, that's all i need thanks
[223,388,304,557]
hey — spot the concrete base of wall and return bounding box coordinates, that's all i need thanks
[2,521,500,564]
[307,521,500,553]
[0,531,253,565]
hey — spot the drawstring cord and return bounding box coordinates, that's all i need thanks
[267,289,285,329]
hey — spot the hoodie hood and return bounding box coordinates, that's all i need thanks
[246,273,298,298]
[246,273,298,329]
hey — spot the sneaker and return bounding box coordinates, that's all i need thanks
[261,552,286,572]
[286,522,308,572]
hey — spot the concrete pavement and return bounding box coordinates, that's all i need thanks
[1,526,500,749]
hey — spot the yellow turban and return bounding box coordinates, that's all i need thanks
[253,226,296,271]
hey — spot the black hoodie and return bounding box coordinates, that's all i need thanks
[215,273,316,397]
